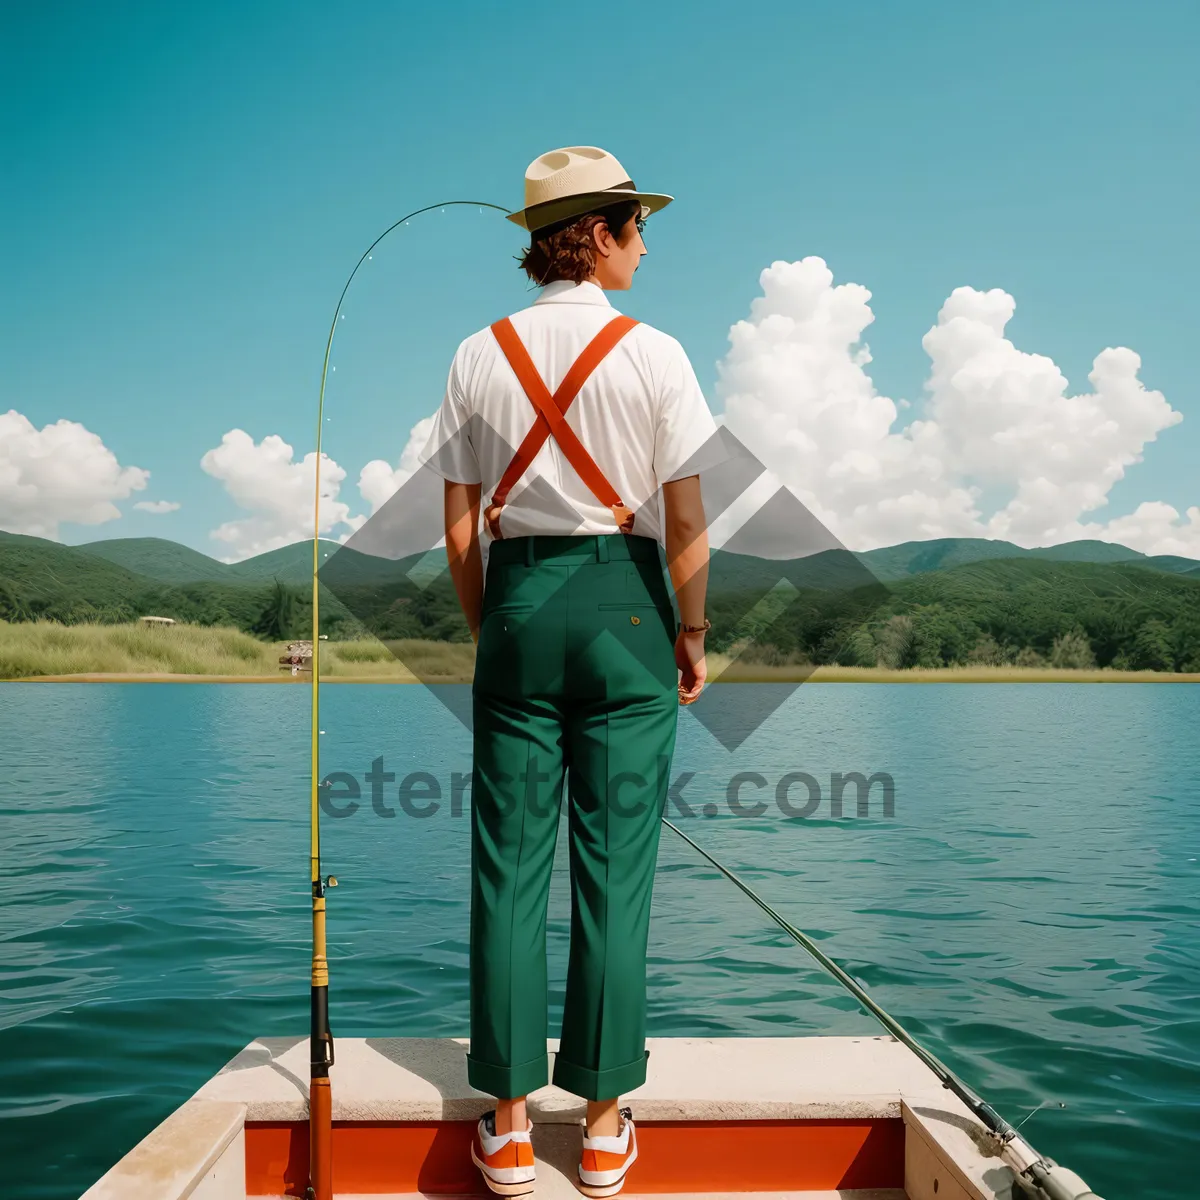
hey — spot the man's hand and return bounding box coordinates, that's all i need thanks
[445,481,484,641]
[664,475,709,705]
[675,630,706,705]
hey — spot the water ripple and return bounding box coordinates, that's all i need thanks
[0,681,1197,1200]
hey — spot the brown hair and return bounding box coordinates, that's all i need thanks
[518,200,642,286]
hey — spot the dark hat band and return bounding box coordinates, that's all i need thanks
[524,182,640,236]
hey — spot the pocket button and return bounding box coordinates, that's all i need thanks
[630,615,641,626]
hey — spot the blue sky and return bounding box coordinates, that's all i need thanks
[2,0,1197,556]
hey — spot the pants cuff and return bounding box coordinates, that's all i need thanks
[467,1050,549,1099]
[551,1050,649,1100]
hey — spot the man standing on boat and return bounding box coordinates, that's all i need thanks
[423,145,715,1198]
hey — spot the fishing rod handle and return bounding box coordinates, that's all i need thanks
[1034,1166,1104,1200]
[1010,1148,1103,1200]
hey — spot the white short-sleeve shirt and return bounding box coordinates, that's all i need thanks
[419,280,719,543]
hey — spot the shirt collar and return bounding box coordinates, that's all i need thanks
[532,280,613,307]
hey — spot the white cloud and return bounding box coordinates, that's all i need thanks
[357,416,436,514]
[200,429,360,560]
[1082,501,1200,559]
[133,499,181,514]
[0,409,149,538]
[716,258,1191,554]
[922,290,1181,546]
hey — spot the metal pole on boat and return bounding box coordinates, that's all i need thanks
[663,818,1105,1200]
[304,200,510,1200]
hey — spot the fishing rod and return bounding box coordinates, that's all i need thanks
[306,201,510,1200]
[662,818,1104,1200]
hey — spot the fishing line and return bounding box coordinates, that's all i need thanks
[310,197,508,890]
[662,817,1100,1200]
[306,199,510,1200]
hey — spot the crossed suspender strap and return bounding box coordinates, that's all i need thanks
[485,314,640,540]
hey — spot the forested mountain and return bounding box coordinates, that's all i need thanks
[711,558,1200,673]
[0,531,355,637]
[50,530,1200,586]
[3,530,1199,669]
[74,537,233,583]
[71,535,342,585]
[855,536,1141,580]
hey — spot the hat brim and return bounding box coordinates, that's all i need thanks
[507,190,674,233]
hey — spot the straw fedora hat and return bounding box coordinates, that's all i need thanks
[507,145,673,234]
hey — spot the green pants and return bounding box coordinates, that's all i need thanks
[468,534,679,1101]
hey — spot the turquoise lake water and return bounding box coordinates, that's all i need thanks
[1,682,1197,1199]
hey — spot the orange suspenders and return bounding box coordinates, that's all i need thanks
[484,314,640,540]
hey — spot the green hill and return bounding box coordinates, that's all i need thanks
[0,530,69,552]
[72,535,347,586]
[1025,538,1144,564]
[0,533,154,618]
[0,535,348,636]
[75,537,231,583]
[1142,554,1200,576]
[854,536,1146,581]
[227,539,344,584]
[64,530,1198,588]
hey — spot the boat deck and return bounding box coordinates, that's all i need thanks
[82,1036,1019,1200]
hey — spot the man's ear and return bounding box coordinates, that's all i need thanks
[591,219,613,259]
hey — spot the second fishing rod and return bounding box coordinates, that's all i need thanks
[662,817,1104,1200]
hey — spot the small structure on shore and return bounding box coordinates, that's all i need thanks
[138,616,176,627]
[280,640,313,676]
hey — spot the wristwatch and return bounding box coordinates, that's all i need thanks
[679,618,711,634]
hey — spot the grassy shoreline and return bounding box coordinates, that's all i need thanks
[0,621,459,682]
[2,621,1197,684]
[16,667,1200,683]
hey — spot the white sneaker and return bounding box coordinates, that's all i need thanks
[470,1110,536,1196]
[577,1108,638,1197]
